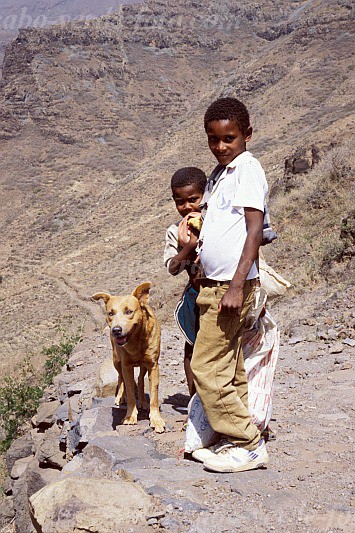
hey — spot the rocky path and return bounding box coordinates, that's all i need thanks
[0,286,354,532]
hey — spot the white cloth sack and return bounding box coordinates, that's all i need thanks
[243,288,280,430]
[185,394,219,453]
[259,256,291,299]
[185,288,280,452]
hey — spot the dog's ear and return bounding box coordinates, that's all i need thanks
[132,282,152,305]
[92,292,111,304]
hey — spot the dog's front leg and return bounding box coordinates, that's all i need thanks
[147,363,165,433]
[122,364,138,425]
[111,341,126,406]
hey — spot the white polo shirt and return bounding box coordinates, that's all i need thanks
[199,151,268,281]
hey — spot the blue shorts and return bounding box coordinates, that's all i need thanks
[174,284,200,348]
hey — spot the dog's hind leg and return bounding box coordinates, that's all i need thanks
[113,358,126,406]
[115,378,126,406]
[137,366,149,410]
[147,363,165,433]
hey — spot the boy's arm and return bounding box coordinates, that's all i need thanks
[218,207,263,315]
[168,232,198,276]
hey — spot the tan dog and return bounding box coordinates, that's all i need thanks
[92,282,165,433]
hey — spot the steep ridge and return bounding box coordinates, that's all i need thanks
[0,0,138,75]
[0,0,354,372]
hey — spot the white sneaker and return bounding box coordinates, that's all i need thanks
[203,439,269,473]
[192,447,216,463]
[191,437,223,463]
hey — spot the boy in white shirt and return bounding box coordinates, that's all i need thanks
[190,97,270,473]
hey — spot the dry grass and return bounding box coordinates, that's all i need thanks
[270,141,355,289]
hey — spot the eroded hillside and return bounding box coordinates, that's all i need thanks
[0,0,354,373]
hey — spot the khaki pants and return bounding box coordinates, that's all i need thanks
[190,281,260,450]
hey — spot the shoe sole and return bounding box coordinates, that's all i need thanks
[203,455,269,473]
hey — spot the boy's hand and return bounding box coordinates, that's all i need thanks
[178,217,190,246]
[187,230,199,249]
[178,213,200,248]
[218,286,244,316]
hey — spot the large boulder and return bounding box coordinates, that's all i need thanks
[269,144,320,197]
[29,477,153,532]
[96,358,118,398]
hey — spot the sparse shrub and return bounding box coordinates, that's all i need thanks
[42,332,82,386]
[0,330,82,451]
[0,358,43,451]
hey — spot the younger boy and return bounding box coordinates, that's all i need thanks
[189,97,270,473]
[164,167,207,395]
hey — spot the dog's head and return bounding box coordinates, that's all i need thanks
[92,282,152,347]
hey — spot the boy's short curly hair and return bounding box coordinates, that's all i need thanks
[204,97,250,135]
[171,167,207,195]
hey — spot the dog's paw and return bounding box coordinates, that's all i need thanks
[123,415,138,425]
[150,414,166,433]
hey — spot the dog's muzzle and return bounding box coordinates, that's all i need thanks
[112,327,129,346]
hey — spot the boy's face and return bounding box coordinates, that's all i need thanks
[206,119,252,165]
[172,184,204,218]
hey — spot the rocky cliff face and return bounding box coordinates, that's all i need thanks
[0,0,141,75]
[0,0,354,371]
